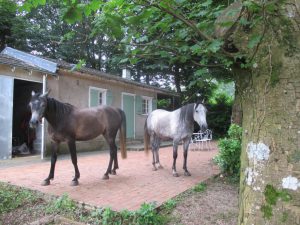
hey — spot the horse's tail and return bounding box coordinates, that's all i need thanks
[144,117,150,154]
[119,109,127,159]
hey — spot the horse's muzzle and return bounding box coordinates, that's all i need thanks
[200,124,208,132]
[29,119,39,128]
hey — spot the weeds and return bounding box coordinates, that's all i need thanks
[46,193,76,215]
[193,182,207,192]
[0,182,38,214]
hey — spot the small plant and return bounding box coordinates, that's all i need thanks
[193,182,207,192]
[162,199,177,211]
[46,193,76,213]
[101,207,117,225]
[0,183,38,214]
[134,202,163,225]
[213,124,242,179]
[120,209,134,223]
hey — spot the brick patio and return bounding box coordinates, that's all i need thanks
[0,143,219,211]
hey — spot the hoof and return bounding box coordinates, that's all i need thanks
[184,171,191,176]
[102,174,109,180]
[41,180,50,186]
[152,167,157,171]
[157,165,164,169]
[173,172,179,177]
[111,170,116,175]
[71,180,79,186]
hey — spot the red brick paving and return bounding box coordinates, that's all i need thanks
[0,143,219,211]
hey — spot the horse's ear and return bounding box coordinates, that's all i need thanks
[31,90,36,96]
[202,99,205,104]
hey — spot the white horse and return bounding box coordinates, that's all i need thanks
[144,102,207,177]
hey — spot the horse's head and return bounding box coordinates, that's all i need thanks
[29,91,49,128]
[193,102,207,131]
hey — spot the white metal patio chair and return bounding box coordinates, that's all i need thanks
[190,129,213,150]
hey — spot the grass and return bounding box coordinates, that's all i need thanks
[0,182,38,214]
[193,182,207,192]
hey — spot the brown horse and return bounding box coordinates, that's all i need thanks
[29,91,126,186]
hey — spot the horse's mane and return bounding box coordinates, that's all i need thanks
[179,103,195,127]
[46,97,75,124]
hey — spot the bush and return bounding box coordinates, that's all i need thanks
[214,124,242,179]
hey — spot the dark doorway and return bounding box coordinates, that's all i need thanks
[12,79,42,157]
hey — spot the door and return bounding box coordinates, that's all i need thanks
[0,76,13,159]
[122,93,135,138]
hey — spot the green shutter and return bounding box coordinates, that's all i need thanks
[152,99,157,111]
[90,89,98,107]
[135,95,142,114]
[106,90,113,105]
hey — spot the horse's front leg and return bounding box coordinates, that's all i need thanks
[172,142,179,177]
[103,137,118,179]
[42,141,59,186]
[103,150,114,180]
[68,140,80,186]
[183,137,191,176]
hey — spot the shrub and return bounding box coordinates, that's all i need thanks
[214,124,242,179]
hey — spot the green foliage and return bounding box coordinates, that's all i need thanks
[134,202,164,225]
[214,124,242,178]
[162,199,177,211]
[261,204,273,219]
[261,184,292,220]
[101,207,117,225]
[0,182,37,214]
[46,193,76,213]
[207,93,233,138]
[157,98,172,110]
[193,182,207,192]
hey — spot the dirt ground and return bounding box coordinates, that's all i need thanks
[167,177,239,225]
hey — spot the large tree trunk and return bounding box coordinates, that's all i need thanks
[235,5,300,224]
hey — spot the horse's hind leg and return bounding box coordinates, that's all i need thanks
[183,138,191,176]
[103,134,118,179]
[154,145,163,169]
[111,141,119,175]
[68,140,80,186]
[42,141,59,186]
[151,135,160,171]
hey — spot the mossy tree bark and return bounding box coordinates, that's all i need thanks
[233,2,300,224]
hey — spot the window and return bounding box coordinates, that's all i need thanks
[89,87,107,107]
[142,96,152,115]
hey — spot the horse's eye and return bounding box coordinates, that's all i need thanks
[196,110,198,113]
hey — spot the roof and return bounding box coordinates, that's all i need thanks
[0,47,179,96]
[55,59,179,96]
[0,54,57,76]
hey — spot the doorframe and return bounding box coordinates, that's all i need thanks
[12,76,46,159]
[121,92,136,139]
